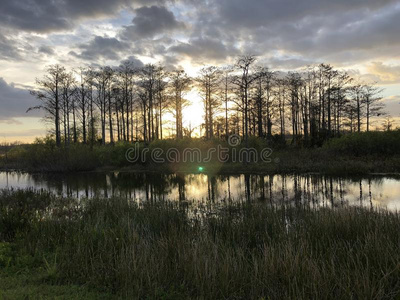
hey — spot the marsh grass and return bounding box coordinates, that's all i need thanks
[1,189,400,299]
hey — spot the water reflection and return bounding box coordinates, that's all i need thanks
[1,171,399,210]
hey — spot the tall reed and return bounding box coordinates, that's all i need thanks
[1,189,399,299]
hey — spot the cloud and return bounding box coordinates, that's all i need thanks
[0,119,23,125]
[0,128,46,138]
[0,0,128,33]
[0,0,182,34]
[0,32,22,60]
[300,6,400,60]
[38,45,55,56]
[382,95,400,117]
[261,56,316,70]
[120,56,144,68]
[366,62,400,84]
[0,78,41,122]
[2,0,399,69]
[183,0,400,66]
[121,5,184,40]
[0,0,400,77]
[169,37,238,63]
[216,0,399,29]
[0,0,69,32]
[0,29,56,62]
[70,36,130,61]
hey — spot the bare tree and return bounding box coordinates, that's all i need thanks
[155,65,169,140]
[61,71,76,145]
[197,66,222,139]
[94,67,113,145]
[29,64,67,147]
[74,67,89,144]
[363,83,384,132]
[275,78,287,138]
[169,70,192,139]
[253,67,275,137]
[350,83,365,133]
[85,67,97,147]
[232,55,257,149]
[221,66,233,138]
[381,116,394,131]
[137,64,162,141]
[118,61,136,142]
[286,72,303,143]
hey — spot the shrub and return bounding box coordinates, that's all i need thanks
[4,138,100,172]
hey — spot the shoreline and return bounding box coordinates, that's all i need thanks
[2,132,400,176]
[1,163,400,178]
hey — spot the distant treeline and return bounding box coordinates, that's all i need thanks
[29,55,387,147]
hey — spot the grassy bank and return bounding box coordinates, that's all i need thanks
[1,131,400,175]
[1,189,400,299]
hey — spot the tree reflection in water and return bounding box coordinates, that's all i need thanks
[0,171,399,210]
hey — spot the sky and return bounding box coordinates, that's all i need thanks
[0,0,400,142]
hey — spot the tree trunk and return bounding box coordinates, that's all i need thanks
[55,78,61,147]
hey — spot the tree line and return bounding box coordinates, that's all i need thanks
[29,55,385,147]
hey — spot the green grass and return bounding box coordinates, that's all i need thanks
[1,189,400,299]
[0,268,114,299]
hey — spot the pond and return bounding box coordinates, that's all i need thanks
[1,171,400,210]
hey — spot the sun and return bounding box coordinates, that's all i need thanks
[182,89,204,137]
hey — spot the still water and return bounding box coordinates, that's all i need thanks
[1,171,400,210]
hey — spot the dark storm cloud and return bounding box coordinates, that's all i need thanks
[0,0,69,32]
[70,36,129,61]
[216,0,399,28]
[121,6,184,40]
[245,4,400,63]
[0,0,171,33]
[308,7,400,55]
[205,0,400,64]
[0,78,40,121]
